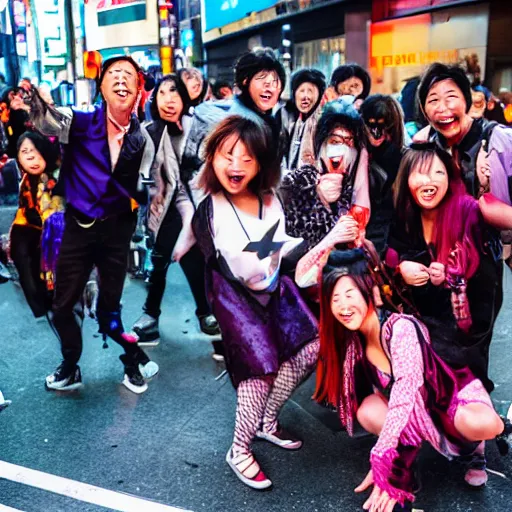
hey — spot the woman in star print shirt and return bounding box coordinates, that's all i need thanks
[192,116,321,491]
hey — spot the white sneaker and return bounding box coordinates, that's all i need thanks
[122,375,148,394]
[0,391,11,412]
[139,361,159,379]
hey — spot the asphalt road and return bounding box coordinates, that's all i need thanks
[0,236,511,512]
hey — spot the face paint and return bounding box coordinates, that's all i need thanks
[366,121,383,140]
[320,142,357,174]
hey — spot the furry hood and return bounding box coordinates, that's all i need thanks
[314,100,365,157]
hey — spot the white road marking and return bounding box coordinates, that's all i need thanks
[0,460,192,512]
[0,506,25,512]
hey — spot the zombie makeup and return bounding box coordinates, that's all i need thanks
[364,117,390,147]
[295,82,320,115]
[320,127,357,174]
[407,154,449,211]
[336,77,364,99]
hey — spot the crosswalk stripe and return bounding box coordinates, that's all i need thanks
[0,461,192,512]
[0,506,25,512]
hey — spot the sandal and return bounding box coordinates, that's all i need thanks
[226,446,272,490]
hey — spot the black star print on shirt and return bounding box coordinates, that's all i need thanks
[243,220,286,260]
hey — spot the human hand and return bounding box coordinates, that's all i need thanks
[172,225,196,262]
[322,86,338,105]
[399,261,430,286]
[428,261,446,286]
[317,173,344,207]
[476,145,491,189]
[354,470,398,512]
[324,215,359,246]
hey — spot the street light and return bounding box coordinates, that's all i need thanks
[281,23,292,99]
[158,0,177,74]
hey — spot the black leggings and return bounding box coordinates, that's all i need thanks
[10,224,49,318]
[144,204,210,318]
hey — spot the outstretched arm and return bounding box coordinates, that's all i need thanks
[369,317,424,505]
[10,88,73,143]
[479,193,512,230]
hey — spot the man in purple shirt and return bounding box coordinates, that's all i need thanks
[16,56,159,394]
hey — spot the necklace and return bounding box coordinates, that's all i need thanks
[223,191,263,241]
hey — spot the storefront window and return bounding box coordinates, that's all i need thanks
[369,3,489,95]
[294,35,345,82]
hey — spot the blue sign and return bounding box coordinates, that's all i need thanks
[204,0,276,32]
[181,28,195,47]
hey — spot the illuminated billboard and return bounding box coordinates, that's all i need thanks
[204,0,276,31]
[84,0,158,50]
[96,0,146,27]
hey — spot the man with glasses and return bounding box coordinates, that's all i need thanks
[16,56,159,394]
[280,100,370,255]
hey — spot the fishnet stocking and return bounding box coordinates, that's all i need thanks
[262,337,320,434]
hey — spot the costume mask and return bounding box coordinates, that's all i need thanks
[320,142,357,174]
[365,119,387,140]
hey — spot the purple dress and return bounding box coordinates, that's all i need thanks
[192,193,318,387]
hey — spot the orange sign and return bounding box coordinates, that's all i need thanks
[371,49,458,68]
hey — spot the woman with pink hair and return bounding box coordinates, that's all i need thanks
[386,143,507,485]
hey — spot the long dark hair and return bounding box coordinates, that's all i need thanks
[149,74,191,121]
[360,94,405,148]
[393,143,481,279]
[314,243,404,407]
[199,115,280,195]
[16,130,59,176]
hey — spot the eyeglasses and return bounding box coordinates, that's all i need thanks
[328,135,355,147]
[254,73,281,89]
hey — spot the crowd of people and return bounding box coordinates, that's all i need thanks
[0,50,512,511]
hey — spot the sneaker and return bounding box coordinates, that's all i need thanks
[0,391,11,412]
[120,354,148,394]
[134,349,159,379]
[45,363,83,391]
[212,340,225,362]
[392,503,413,512]
[495,401,512,456]
[198,314,220,336]
[464,468,488,487]
[132,313,160,346]
[225,446,272,490]
[255,425,303,450]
